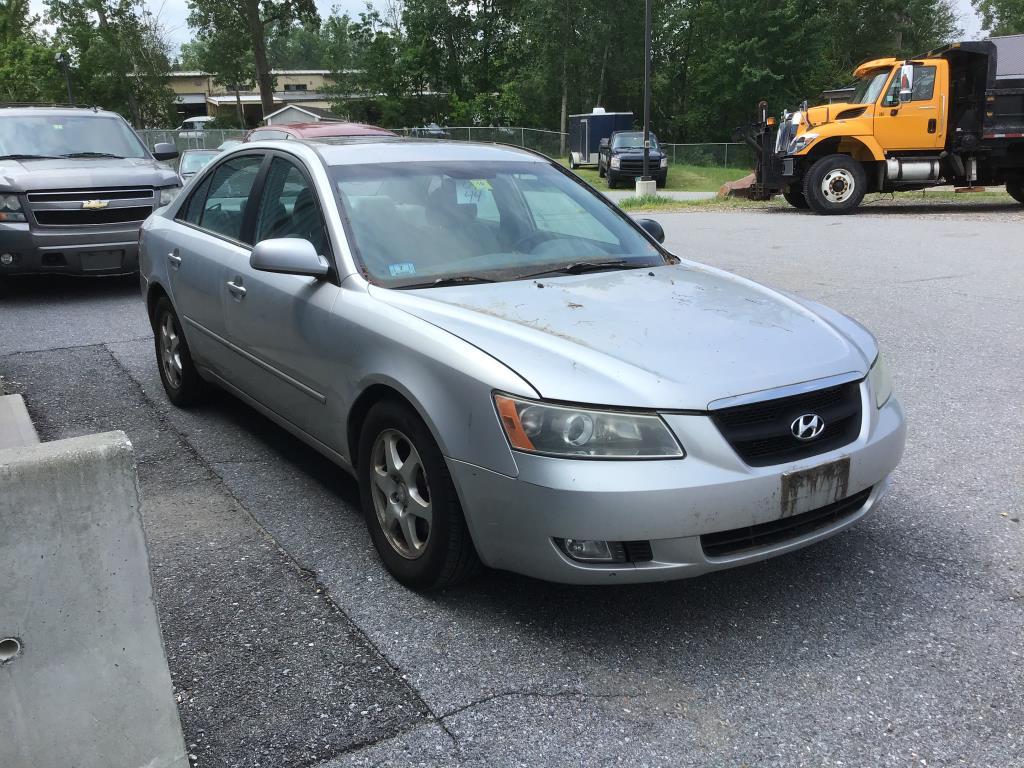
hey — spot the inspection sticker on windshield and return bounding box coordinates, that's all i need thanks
[388,262,416,277]
[457,179,491,204]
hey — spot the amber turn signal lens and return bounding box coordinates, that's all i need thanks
[494,395,535,450]
[766,117,777,127]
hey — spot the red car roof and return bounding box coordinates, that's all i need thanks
[246,122,396,140]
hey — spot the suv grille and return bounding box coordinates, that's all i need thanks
[33,206,152,226]
[711,381,862,466]
[701,487,872,558]
[27,188,154,203]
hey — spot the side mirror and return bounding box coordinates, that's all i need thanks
[899,88,913,103]
[152,142,179,161]
[250,238,329,278]
[636,218,665,244]
[599,138,610,149]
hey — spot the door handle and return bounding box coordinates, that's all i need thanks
[168,250,182,268]
[226,279,246,298]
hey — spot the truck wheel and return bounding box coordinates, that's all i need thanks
[803,154,866,214]
[606,173,617,189]
[782,189,809,209]
[1007,179,1024,204]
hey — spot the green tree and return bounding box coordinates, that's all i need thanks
[974,0,1024,34]
[187,0,319,118]
[45,0,176,125]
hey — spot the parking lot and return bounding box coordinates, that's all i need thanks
[2,204,1022,767]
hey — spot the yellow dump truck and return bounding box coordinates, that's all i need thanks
[741,36,1024,214]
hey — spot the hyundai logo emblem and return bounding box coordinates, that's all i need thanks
[791,413,825,441]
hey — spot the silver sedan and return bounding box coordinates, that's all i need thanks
[138,139,906,589]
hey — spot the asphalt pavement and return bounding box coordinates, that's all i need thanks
[1,203,1021,767]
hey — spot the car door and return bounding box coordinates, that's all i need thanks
[219,152,342,443]
[873,62,946,151]
[167,153,264,372]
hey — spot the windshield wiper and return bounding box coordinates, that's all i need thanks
[398,275,498,289]
[519,259,646,279]
[0,153,59,160]
[60,152,125,159]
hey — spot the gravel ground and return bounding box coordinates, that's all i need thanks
[1,206,1021,767]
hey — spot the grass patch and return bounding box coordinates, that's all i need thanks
[560,160,750,192]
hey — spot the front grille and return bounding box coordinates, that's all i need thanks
[27,188,154,203]
[711,381,862,467]
[700,487,873,558]
[616,159,655,175]
[33,206,152,226]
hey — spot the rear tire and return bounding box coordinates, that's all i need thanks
[804,154,867,214]
[598,162,606,178]
[783,188,809,209]
[1007,179,1024,204]
[358,399,481,590]
[152,296,206,407]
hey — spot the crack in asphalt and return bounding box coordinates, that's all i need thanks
[101,342,458,756]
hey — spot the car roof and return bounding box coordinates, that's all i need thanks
[266,122,397,138]
[0,106,125,120]
[289,138,547,166]
[181,148,220,154]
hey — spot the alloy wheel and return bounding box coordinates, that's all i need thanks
[159,312,183,389]
[370,429,433,559]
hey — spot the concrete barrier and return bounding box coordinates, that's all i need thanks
[0,394,38,450]
[0,431,188,768]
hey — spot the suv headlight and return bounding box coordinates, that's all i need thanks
[610,156,621,169]
[867,353,893,409]
[494,394,684,459]
[0,193,26,222]
[788,132,819,155]
[158,186,182,206]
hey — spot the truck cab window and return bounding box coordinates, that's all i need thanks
[911,66,937,101]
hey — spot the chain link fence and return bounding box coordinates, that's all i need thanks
[137,125,753,170]
[137,129,248,153]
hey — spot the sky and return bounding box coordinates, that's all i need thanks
[31,0,984,56]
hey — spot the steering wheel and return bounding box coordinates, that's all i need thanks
[512,230,558,253]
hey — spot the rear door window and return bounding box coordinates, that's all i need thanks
[197,155,263,243]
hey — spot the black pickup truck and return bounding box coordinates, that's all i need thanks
[597,131,668,188]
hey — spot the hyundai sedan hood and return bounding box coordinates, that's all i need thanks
[0,157,178,191]
[372,264,876,410]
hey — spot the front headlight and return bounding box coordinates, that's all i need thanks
[610,156,621,169]
[788,132,819,154]
[0,193,26,222]
[660,156,668,168]
[867,353,893,409]
[158,186,182,206]
[494,394,684,459]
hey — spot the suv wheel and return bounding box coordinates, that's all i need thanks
[803,154,866,214]
[358,400,481,590]
[152,296,206,406]
[1007,179,1024,204]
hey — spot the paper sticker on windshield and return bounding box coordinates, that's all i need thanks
[388,262,416,277]
[456,179,491,204]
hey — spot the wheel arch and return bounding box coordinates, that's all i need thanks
[146,281,171,329]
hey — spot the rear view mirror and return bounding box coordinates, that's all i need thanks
[636,218,665,244]
[152,142,179,161]
[250,238,329,277]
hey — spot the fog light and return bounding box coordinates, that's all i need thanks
[0,253,14,266]
[561,538,614,562]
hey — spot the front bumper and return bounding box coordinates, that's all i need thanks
[448,388,906,584]
[0,221,141,276]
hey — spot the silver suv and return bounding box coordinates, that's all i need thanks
[0,106,181,277]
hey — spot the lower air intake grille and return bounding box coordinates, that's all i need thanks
[700,487,873,558]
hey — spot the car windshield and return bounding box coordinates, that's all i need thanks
[331,160,666,287]
[850,69,892,104]
[0,114,149,159]
[612,133,659,150]
[179,151,218,174]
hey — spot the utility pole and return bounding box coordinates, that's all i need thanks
[630,0,655,199]
[55,51,74,105]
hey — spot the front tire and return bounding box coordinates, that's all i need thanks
[606,172,617,189]
[804,154,867,214]
[358,400,481,590]
[152,296,206,407]
[783,188,810,209]
[1007,178,1024,204]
